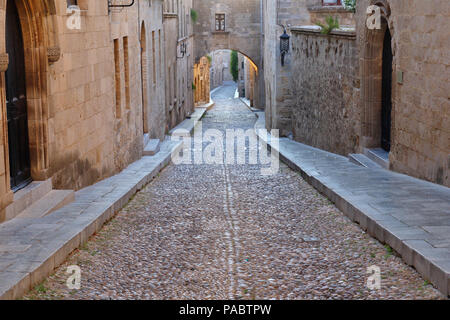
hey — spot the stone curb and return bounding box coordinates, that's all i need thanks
[169,107,208,137]
[254,115,450,298]
[0,141,184,300]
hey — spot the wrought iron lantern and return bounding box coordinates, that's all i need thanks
[280,27,290,66]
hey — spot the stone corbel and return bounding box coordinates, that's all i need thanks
[0,53,9,72]
[47,46,61,64]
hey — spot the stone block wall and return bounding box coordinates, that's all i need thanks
[290,27,360,155]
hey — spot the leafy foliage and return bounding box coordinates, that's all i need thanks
[343,0,357,13]
[315,16,340,35]
[190,9,198,23]
[230,50,239,82]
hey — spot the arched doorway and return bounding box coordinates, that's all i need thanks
[360,1,394,159]
[381,27,392,152]
[5,0,31,191]
[140,22,149,134]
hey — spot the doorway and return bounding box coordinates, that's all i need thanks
[381,28,393,152]
[5,0,31,191]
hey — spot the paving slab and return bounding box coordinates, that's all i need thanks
[0,140,183,300]
[255,113,450,297]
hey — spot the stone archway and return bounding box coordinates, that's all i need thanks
[192,0,264,108]
[0,0,58,191]
[360,0,395,153]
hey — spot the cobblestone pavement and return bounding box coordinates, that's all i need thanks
[24,83,443,300]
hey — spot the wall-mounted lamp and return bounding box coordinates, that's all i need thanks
[177,42,187,59]
[108,0,135,8]
[280,26,290,67]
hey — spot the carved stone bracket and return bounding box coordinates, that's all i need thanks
[47,46,61,64]
[0,53,9,72]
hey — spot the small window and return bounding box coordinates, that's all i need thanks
[215,14,225,31]
[67,0,77,7]
[322,0,342,5]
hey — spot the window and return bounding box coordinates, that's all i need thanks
[322,0,342,5]
[152,31,156,84]
[123,37,130,110]
[158,30,162,78]
[215,14,225,31]
[67,0,77,7]
[114,39,121,118]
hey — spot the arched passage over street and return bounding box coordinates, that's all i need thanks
[193,0,262,67]
[192,0,264,109]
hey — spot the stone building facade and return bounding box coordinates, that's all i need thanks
[239,54,259,107]
[210,50,233,90]
[0,0,169,222]
[139,0,167,141]
[163,0,195,131]
[193,56,210,105]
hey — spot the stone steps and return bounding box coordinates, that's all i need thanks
[15,190,75,219]
[143,139,161,156]
[364,148,390,169]
[349,153,383,169]
[4,180,52,222]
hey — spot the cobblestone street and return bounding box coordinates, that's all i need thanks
[24,83,443,300]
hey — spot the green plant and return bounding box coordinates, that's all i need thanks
[230,50,239,82]
[36,283,48,294]
[315,16,340,35]
[192,82,196,90]
[190,9,198,23]
[343,0,357,13]
[384,244,393,254]
[206,55,212,64]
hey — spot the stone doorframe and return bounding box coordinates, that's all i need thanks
[0,0,61,197]
[359,0,396,152]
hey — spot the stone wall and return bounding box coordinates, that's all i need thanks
[356,0,449,187]
[290,27,360,155]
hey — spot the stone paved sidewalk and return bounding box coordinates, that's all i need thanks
[255,113,450,297]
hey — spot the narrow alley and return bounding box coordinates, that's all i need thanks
[24,83,442,300]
